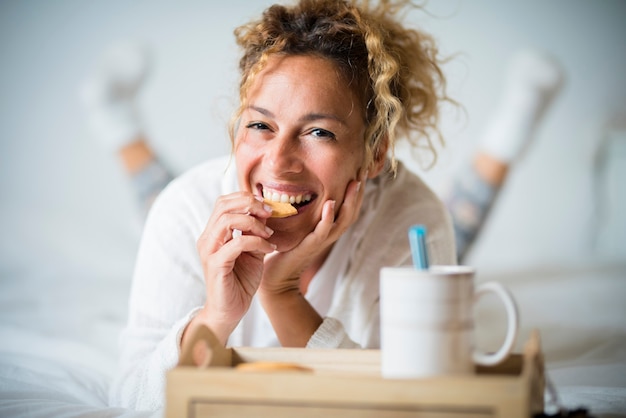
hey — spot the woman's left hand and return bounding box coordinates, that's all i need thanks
[260,174,366,295]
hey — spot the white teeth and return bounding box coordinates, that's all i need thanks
[262,188,312,204]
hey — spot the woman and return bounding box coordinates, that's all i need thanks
[110,0,456,411]
[82,44,564,264]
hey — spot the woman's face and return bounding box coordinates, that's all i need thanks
[234,54,367,252]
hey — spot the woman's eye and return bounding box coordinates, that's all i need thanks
[246,122,269,130]
[310,128,336,140]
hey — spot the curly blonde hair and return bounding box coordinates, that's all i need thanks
[229,0,450,173]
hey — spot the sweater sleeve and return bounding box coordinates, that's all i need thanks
[306,317,360,349]
[109,171,211,411]
[320,162,457,350]
[109,307,202,410]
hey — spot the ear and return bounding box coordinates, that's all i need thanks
[368,137,389,178]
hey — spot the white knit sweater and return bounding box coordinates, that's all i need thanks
[109,155,456,411]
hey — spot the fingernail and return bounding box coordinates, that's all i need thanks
[356,181,362,193]
[265,226,274,236]
[264,204,272,213]
[254,195,264,202]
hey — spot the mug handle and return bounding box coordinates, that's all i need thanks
[472,281,519,366]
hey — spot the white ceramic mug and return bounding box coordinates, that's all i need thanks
[380,265,519,379]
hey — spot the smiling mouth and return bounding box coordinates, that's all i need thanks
[261,187,315,209]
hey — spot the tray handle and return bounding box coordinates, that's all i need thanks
[523,329,545,414]
[178,324,232,368]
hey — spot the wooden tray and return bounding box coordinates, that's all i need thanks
[166,326,544,418]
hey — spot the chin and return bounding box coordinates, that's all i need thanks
[268,233,301,253]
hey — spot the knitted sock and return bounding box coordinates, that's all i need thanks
[479,49,565,163]
[80,42,151,151]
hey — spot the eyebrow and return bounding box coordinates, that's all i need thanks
[248,105,348,126]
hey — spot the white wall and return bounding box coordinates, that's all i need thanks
[1,0,625,283]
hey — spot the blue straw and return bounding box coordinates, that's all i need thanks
[408,224,429,270]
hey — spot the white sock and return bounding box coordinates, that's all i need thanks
[79,42,151,152]
[479,49,565,163]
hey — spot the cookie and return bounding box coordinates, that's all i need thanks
[264,199,298,218]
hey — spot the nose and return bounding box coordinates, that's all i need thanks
[264,133,304,175]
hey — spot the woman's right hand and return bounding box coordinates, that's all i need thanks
[185,192,276,346]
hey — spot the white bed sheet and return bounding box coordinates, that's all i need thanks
[478,262,626,416]
[0,249,625,417]
[0,266,155,418]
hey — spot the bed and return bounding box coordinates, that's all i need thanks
[0,215,624,417]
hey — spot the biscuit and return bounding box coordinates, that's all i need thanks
[264,199,298,218]
[235,361,312,373]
